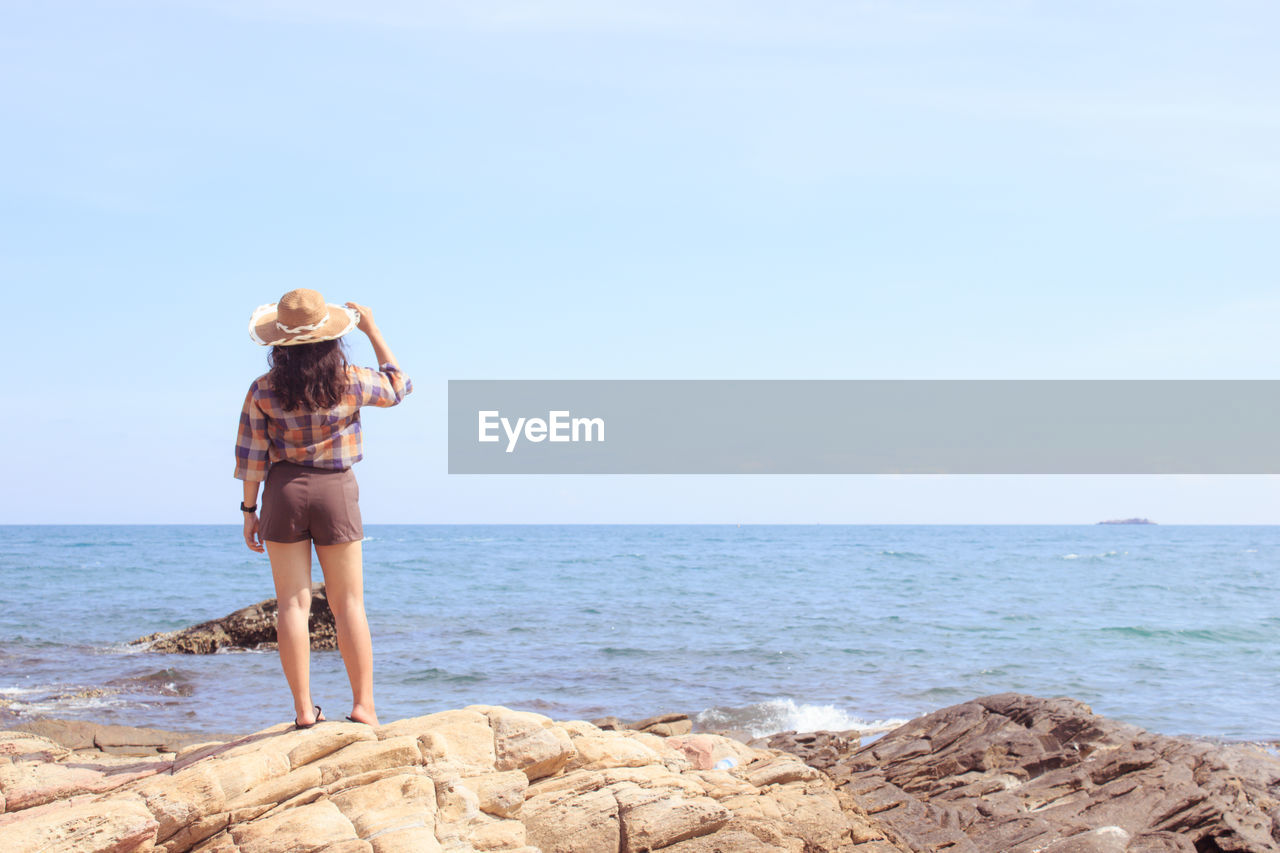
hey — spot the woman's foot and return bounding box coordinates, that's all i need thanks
[346,704,379,726]
[294,704,325,729]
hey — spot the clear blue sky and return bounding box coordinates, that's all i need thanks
[3,1,1276,523]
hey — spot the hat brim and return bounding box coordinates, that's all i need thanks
[249,303,359,346]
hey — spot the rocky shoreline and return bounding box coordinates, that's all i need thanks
[2,693,1278,852]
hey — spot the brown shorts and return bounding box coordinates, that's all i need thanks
[260,461,363,545]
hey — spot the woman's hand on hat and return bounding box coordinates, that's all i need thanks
[348,300,398,367]
[346,302,375,334]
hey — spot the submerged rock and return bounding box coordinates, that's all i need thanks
[11,718,215,757]
[130,582,336,654]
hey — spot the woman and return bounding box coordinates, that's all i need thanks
[234,288,412,729]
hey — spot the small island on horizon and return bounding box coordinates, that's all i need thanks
[1097,517,1156,525]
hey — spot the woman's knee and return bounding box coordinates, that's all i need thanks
[327,592,365,623]
[277,588,312,613]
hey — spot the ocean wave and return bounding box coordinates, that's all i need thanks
[1099,626,1261,643]
[878,550,929,561]
[399,667,487,685]
[693,698,908,739]
[106,667,196,697]
[1061,550,1124,560]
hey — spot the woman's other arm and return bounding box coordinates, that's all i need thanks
[234,382,269,553]
[242,479,264,553]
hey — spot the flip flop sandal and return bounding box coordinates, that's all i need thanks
[294,705,324,729]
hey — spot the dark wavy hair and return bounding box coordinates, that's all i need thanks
[268,339,349,411]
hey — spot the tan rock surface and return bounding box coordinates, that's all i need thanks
[566,730,666,772]
[0,732,71,763]
[0,707,867,852]
[487,707,576,781]
[0,793,158,852]
[458,769,529,818]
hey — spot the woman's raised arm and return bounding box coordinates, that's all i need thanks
[346,302,399,370]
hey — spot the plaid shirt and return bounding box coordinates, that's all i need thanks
[234,363,412,481]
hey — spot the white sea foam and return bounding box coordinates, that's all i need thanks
[5,696,116,714]
[694,698,909,739]
[102,641,150,655]
[0,686,43,697]
[0,686,135,716]
[1061,550,1122,560]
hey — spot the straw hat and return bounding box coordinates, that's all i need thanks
[248,288,359,346]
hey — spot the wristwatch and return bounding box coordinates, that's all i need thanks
[240,502,258,513]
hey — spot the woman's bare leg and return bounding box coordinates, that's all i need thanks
[315,539,378,725]
[265,539,322,725]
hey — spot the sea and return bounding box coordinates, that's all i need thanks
[1,524,1277,743]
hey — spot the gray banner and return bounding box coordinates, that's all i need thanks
[447,380,1280,474]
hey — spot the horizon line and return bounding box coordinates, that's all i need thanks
[2,521,1275,527]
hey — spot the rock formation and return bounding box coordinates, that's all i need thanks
[828,693,1280,852]
[0,705,894,852]
[130,583,336,654]
[5,694,1278,852]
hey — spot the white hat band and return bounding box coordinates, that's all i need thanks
[275,311,330,334]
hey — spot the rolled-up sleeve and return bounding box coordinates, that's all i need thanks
[233,384,271,481]
[355,363,413,408]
